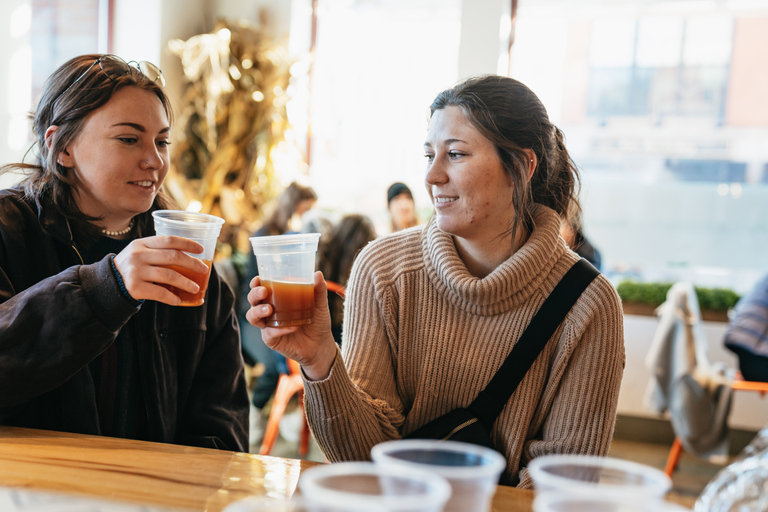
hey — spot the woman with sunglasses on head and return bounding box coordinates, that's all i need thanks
[246,75,625,486]
[0,54,249,451]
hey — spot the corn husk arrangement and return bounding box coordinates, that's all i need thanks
[167,19,296,258]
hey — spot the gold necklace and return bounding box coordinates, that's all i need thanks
[101,219,134,237]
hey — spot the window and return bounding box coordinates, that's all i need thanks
[587,15,732,120]
[1,0,106,189]
[510,0,768,292]
[308,0,462,232]
[30,0,104,101]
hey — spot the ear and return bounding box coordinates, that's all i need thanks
[44,125,74,167]
[522,149,537,183]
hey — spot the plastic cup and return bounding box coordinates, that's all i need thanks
[370,439,506,512]
[532,491,691,512]
[298,462,451,512]
[527,455,672,499]
[152,210,225,307]
[249,233,321,327]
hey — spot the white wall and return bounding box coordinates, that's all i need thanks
[216,0,293,42]
[620,314,768,431]
[457,0,511,79]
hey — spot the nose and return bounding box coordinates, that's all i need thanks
[142,142,165,170]
[425,154,447,187]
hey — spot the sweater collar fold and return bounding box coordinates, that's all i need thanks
[422,204,566,316]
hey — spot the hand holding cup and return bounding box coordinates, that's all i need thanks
[113,210,224,307]
[113,235,210,306]
[150,210,225,306]
[246,272,338,381]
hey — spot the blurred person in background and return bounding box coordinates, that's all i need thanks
[246,75,624,486]
[559,205,602,271]
[318,214,378,345]
[238,181,317,450]
[387,182,419,232]
[724,274,768,382]
[0,54,248,451]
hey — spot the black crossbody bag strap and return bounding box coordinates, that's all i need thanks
[468,258,600,429]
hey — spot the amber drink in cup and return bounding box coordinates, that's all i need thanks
[152,210,225,307]
[249,233,321,327]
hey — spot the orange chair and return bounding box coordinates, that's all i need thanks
[258,281,346,456]
[664,372,768,477]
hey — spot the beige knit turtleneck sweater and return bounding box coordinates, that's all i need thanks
[303,205,625,487]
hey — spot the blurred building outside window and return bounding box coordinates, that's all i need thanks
[510,0,768,294]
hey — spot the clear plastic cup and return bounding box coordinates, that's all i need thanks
[249,233,321,327]
[152,210,225,307]
[533,491,692,512]
[298,461,451,512]
[527,455,672,499]
[370,439,506,512]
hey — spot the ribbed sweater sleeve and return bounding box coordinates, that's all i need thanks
[302,205,625,486]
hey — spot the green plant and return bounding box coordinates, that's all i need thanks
[616,281,740,312]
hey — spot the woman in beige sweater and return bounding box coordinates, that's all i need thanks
[245,75,625,487]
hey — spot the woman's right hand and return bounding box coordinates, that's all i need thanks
[245,271,338,381]
[113,235,210,306]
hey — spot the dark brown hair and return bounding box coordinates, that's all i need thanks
[430,75,580,245]
[1,54,175,238]
[319,214,377,332]
[319,214,377,287]
[262,182,318,235]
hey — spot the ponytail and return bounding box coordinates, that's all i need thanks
[529,126,581,226]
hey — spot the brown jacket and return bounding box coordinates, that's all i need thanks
[0,188,249,451]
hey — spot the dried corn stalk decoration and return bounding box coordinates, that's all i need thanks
[167,19,296,258]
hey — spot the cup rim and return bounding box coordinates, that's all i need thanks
[532,490,690,511]
[152,209,225,227]
[298,461,451,510]
[527,454,672,496]
[371,439,507,480]
[249,233,321,247]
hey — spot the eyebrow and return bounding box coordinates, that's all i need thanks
[111,122,170,134]
[424,138,467,148]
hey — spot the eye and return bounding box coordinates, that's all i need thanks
[117,137,138,144]
[424,153,434,163]
[157,140,171,148]
[447,151,464,159]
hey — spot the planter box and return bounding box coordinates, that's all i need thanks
[622,301,730,323]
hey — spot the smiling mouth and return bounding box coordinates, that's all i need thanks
[131,181,154,188]
[435,197,457,204]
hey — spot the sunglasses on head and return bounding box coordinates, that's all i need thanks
[51,54,165,118]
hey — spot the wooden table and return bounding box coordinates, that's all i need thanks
[0,427,533,511]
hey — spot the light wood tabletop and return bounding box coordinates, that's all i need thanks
[0,426,533,511]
